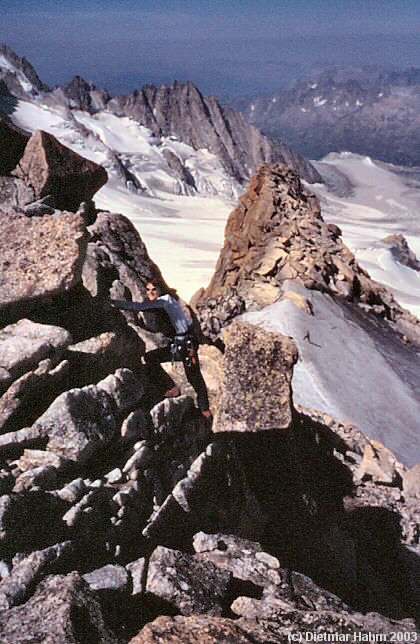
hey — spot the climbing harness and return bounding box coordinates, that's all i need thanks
[170,333,197,368]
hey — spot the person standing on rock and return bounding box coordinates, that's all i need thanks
[111,281,211,418]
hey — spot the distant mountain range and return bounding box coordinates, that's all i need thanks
[229,67,420,166]
[0,44,320,185]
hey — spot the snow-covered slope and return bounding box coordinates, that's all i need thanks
[8,99,420,312]
[10,99,236,300]
[243,280,420,467]
[310,154,420,319]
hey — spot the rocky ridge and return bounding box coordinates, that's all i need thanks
[107,81,321,184]
[193,163,420,346]
[0,44,321,187]
[0,44,48,99]
[0,125,418,641]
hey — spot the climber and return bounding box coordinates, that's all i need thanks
[111,281,211,419]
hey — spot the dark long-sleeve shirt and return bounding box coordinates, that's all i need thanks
[111,295,190,336]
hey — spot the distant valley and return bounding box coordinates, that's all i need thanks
[230,66,420,166]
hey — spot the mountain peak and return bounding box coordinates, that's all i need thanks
[0,44,48,97]
[59,74,111,113]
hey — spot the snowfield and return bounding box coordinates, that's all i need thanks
[11,100,235,300]
[243,280,420,467]
[312,154,420,319]
[10,102,420,315]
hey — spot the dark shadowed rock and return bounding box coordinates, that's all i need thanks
[66,330,145,386]
[0,541,73,609]
[13,464,58,492]
[0,491,67,553]
[213,320,297,433]
[0,114,29,175]
[26,368,144,465]
[0,210,88,314]
[13,129,107,211]
[0,358,70,434]
[0,176,35,211]
[146,546,231,616]
[0,426,46,457]
[0,572,117,643]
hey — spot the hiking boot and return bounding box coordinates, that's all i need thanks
[165,386,181,398]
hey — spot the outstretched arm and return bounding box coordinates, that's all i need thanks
[110,299,167,312]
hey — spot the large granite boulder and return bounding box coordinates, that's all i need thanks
[0,573,116,643]
[83,211,168,303]
[193,532,282,588]
[145,546,231,616]
[13,129,107,211]
[212,319,297,433]
[0,210,88,314]
[129,615,270,643]
[0,114,29,175]
[0,319,71,394]
[33,388,114,464]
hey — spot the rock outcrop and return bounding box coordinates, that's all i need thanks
[194,163,420,346]
[0,573,117,643]
[13,129,108,211]
[61,75,111,113]
[0,210,88,318]
[0,44,48,98]
[0,114,29,175]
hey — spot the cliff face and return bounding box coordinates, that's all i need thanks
[108,81,321,184]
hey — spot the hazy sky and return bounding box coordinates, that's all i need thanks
[2,0,419,96]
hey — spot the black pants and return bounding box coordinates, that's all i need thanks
[144,343,210,412]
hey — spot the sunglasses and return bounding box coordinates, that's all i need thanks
[146,287,158,292]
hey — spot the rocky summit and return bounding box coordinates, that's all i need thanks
[194,163,420,345]
[0,113,419,642]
